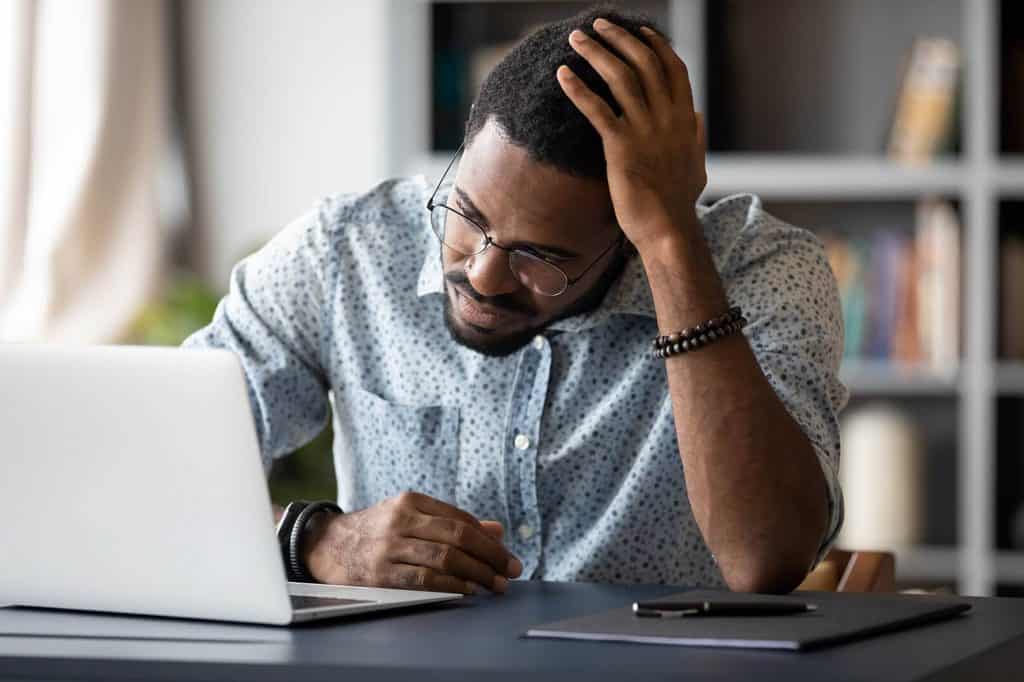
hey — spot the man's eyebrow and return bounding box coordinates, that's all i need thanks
[452,186,583,260]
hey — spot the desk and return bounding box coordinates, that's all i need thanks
[1,581,1023,681]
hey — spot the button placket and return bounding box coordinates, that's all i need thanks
[503,340,551,578]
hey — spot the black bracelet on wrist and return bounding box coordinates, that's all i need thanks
[285,500,342,583]
[652,306,747,359]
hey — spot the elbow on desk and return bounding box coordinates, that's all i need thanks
[721,565,807,595]
[717,546,819,594]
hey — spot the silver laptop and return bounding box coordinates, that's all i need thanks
[0,345,461,625]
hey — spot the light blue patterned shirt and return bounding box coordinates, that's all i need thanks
[184,177,847,586]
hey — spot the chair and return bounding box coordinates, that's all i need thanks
[796,549,896,592]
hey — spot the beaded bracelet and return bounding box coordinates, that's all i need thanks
[652,306,747,359]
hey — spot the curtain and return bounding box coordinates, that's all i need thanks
[0,0,169,343]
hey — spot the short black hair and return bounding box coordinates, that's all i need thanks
[464,4,664,180]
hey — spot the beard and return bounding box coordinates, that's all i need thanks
[442,246,629,357]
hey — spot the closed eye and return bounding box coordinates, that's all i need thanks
[454,199,574,264]
[521,247,571,264]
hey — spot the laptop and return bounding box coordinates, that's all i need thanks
[0,345,461,625]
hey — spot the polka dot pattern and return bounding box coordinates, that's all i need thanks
[184,178,847,587]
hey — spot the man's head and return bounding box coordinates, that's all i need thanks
[440,6,662,356]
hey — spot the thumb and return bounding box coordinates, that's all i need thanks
[480,520,505,540]
[695,111,707,155]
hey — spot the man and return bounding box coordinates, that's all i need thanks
[185,7,846,595]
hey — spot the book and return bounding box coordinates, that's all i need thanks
[865,231,912,359]
[915,200,960,369]
[887,38,960,164]
[891,233,922,364]
[820,202,959,369]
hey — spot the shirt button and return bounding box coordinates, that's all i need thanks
[514,434,530,450]
[518,524,535,541]
[532,336,544,351]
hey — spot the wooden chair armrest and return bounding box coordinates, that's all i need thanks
[837,551,896,592]
[797,549,896,592]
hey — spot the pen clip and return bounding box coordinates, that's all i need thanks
[632,603,700,618]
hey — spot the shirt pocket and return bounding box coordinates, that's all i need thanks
[336,385,460,508]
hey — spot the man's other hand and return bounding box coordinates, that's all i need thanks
[302,491,523,595]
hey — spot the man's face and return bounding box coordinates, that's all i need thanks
[441,120,626,357]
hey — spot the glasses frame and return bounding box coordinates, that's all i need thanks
[426,144,624,297]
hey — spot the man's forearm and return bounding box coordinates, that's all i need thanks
[638,214,828,594]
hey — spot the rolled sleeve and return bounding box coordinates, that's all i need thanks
[183,204,337,470]
[715,197,849,563]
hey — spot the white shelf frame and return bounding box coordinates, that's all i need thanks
[840,362,959,396]
[897,546,1024,586]
[389,0,1021,597]
[959,0,998,597]
[705,157,968,200]
[997,363,1024,395]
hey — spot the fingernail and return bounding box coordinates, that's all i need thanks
[494,576,509,593]
[594,18,611,31]
[569,29,587,43]
[640,26,656,35]
[557,65,575,79]
[508,558,523,577]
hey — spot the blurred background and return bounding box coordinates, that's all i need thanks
[1,0,1022,597]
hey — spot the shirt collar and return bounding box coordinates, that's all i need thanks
[416,239,446,298]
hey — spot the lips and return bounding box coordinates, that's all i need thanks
[455,288,514,330]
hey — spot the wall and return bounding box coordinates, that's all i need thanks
[182,0,389,284]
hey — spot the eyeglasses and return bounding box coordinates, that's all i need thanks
[426,145,624,297]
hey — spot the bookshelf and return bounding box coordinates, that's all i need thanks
[998,364,1024,396]
[386,0,1024,596]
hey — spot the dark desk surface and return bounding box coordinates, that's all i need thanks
[2,581,1024,681]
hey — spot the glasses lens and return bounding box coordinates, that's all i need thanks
[509,251,568,296]
[431,205,486,256]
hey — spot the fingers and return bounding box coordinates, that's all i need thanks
[639,26,697,123]
[409,513,522,578]
[695,111,707,154]
[389,564,479,595]
[406,491,486,531]
[557,66,619,136]
[592,18,671,114]
[400,492,522,578]
[568,28,647,119]
[391,538,506,593]
[480,520,504,540]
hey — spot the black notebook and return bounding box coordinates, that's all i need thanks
[525,590,971,651]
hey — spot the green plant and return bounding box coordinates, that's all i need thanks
[129,270,337,504]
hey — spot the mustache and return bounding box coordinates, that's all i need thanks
[443,270,534,316]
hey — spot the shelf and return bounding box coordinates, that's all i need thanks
[895,547,1024,585]
[998,159,1024,195]
[995,551,1024,584]
[704,156,965,199]
[997,363,1024,395]
[895,546,958,582]
[840,362,959,396]
[408,153,969,200]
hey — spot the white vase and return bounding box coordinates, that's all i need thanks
[838,403,925,550]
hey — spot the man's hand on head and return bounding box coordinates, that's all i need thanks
[302,491,523,595]
[556,19,707,258]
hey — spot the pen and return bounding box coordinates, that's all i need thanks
[632,599,818,618]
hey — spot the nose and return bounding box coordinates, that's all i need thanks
[464,245,521,298]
